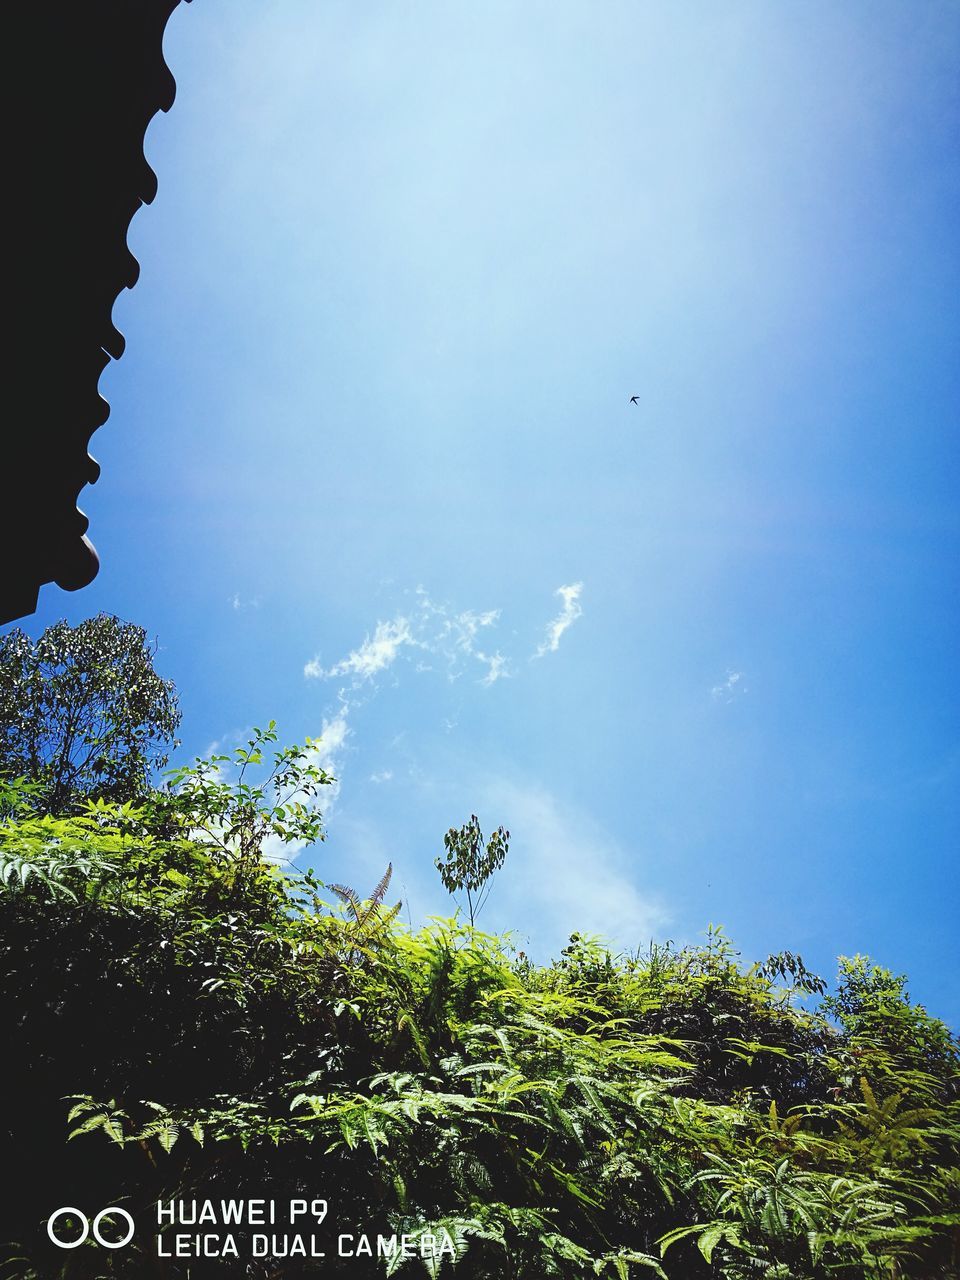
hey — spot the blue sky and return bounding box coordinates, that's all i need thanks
[22,1,960,1020]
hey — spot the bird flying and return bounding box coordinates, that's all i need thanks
[629,395,639,405]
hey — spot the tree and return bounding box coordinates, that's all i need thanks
[0,614,181,813]
[435,813,509,926]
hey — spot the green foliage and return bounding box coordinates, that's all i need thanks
[331,864,404,962]
[0,615,181,814]
[759,949,828,996]
[154,720,334,860]
[0,751,957,1278]
[435,815,509,925]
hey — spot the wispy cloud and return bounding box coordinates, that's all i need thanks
[478,778,669,955]
[711,670,747,702]
[305,617,417,682]
[534,582,584,658]
[229,593,261,611]
[307,591,508,690]
[307,712,349,795]
[478,651,509,686]
[300,583,584,820]
[415,593,505,683]
[309,583,584,692]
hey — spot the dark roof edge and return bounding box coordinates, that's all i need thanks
[2,0,190,626]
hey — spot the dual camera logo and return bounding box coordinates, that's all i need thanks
[47,1207,135,1249]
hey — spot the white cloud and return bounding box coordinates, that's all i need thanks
[304,709,349,818]
[297,585,583,832]
[711,670,746,702]
[308,712,349,778]
[478,651,509,686]
[421,600,502,682]
[229,593,261,611]
[447,608,501,652]
[305,593,506,690]
[305,617,416,682]
[478,778,669,955]
[259,835,303,866]
[534,582,584,658]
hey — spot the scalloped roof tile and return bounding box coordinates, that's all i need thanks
[3,0,190,625]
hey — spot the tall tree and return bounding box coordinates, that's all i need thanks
[0,614,180,812]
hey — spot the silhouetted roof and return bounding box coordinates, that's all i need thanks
[3,0,190,625]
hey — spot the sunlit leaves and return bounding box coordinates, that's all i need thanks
[2,768,958,1278]
[0,615,180,813]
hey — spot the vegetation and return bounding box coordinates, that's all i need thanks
[435,815,510,927]
[0,622,957,1278]
[0,616,180,815]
